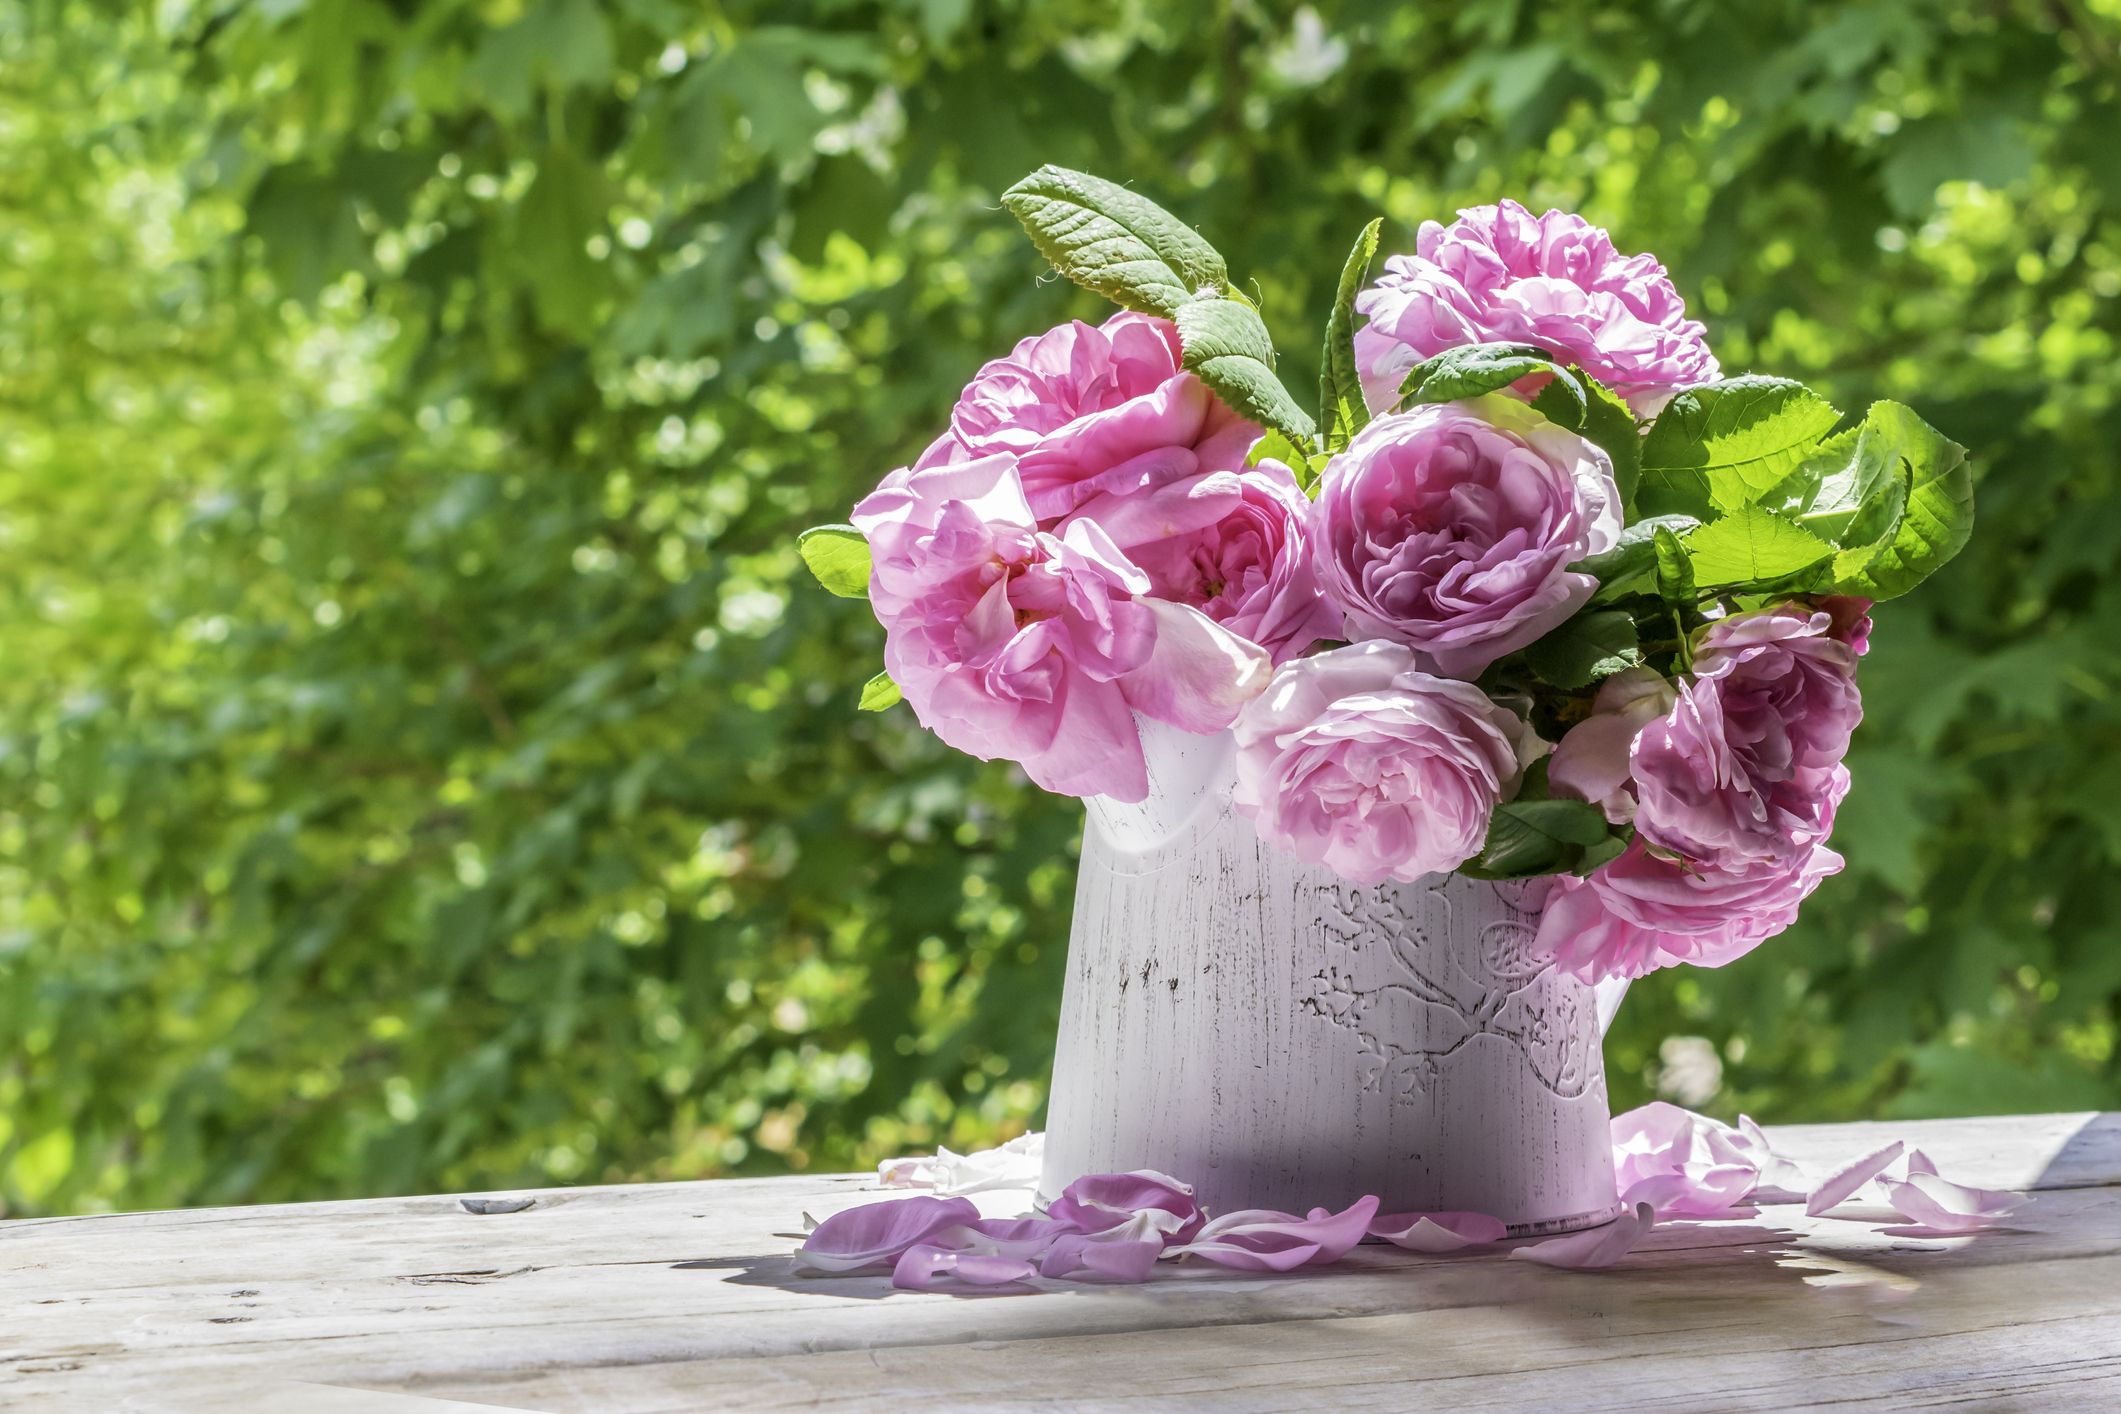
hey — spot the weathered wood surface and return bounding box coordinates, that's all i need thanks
[4,1112,2117,1412]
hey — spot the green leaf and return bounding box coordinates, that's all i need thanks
[999,165,1228,319]
[1575,514,1703,603]
[1460,797,1614,879]
[1319,217,1381,452]
[1652,524,1696,603]
[798,524,872,598]
[858,671,901,711]
[511,146,611,338]
[1175,298,1315,443]
[1636,376,1844,518]
[1247,427,1330,495]
[1524,609,1643,689]
[1536,369,1641,509]
[1573,832,1629,876]
[1775,402,1974,601]
[1400,341,1585,423]
[1683,504,1834,589]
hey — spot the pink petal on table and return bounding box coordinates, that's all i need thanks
[1736,1115,1811,1202]
[890,1244,1038,1292]
[1805,1140,1905,1217]
[1039,1232,1164,1283]
[941,1216,1079,1261]
[1510,1200,1656,1271]
[1170,1196,1381,1272]
[1369,1210,1508,1253]
[795,1195,981,1275]
[1047,1170,1205,1243]
[1878,1169,2024,1234]
[1609,1102,1761,1216]
[1622,1162,1758,1219]
[878,1133,1046,1194]
[1904,1148,1939,1179]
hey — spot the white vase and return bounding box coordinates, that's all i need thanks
[1040,719,1628,1235]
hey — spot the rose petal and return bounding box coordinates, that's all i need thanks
[1039,1233,1164,1283]
[1118,598,1271,735]
[876,1155,940,1189]
[1169,1196,1381,1272]
[1804,1140,1905,1217]
[1878,1169,2024,1234]
[1510,1200,1656,1270]
[1368,1210,1508,1253]
[1609,1102,1761,1217]
[939,1216,1078,1261]
[1735,1115,1811,1202]
[890,1244,1038,1292]
[795,1195,981,1275]
[878,1133,1045,1194]
[1047,1169,1204,1243]
[1622,1164,1756,1219]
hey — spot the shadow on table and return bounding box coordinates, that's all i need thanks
[2036,1112,2121,1191]
[684,1215,1859,1308]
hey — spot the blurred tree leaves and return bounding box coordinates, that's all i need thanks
[3,0,2118,1216]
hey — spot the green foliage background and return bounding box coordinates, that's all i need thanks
[5,0,2118,1217]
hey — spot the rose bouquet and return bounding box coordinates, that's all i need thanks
[801,167,1973,987]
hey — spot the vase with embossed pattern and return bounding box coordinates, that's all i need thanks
[1040,719,1631,1235]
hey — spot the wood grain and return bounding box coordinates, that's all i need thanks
[2,1112,2114,1411]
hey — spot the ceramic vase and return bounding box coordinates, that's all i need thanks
[1040,720,1629,1235]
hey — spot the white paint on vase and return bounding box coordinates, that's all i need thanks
[1042,719,1628,1236]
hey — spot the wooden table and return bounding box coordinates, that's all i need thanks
[5,1112,2118,1411]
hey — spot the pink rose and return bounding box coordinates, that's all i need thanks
[853,454,1269,803]
[1230,641,1538,885]
[921,311,1260,526]
[1103,460,1343,665]
[1631,603,1865,869]
[1533,829,1846,983]
[1547,667,1678,825]
[1354,199,1720,418]
[1312,397,1622,679]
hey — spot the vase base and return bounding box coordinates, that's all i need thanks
[1032,1191,1626,1241]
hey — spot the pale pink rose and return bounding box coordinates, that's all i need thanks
[1354,199,1720,417]
[1312,398,1622,679]
[1531,780,1846,984]
[1230,641,1539,885]
[1547,668,1678,825]
[853,454,1269,803]
[920,311,1259,526]
[1632,602,1864,869]
[1101,460,1343,665]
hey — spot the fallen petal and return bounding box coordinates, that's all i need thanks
[878,1133,1046,1194]
[1040,1233,1163,1283]
[1610,1102,1761,1216]
[1878,1170,2023,1234]
[795,1195,980,1275]
[876,1154,942,1189]
[940,1216,1079,1262]
[891,1244,1038,1292]
[1511,1201,1656,1270]
[1369,1210,1507,1253]
[1622,1162,1757,1219]
[1805,1140,1905,1217]
[1735,1115,1812,1201]
[1048,1170,1204,1243]
[1171,1196,1381,1272]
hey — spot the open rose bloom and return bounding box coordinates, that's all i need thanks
[808,175,1971,987]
